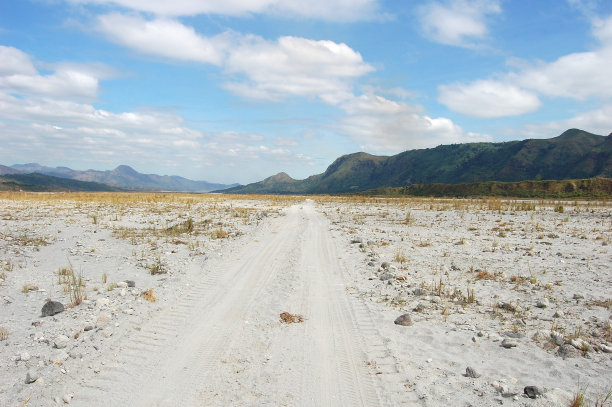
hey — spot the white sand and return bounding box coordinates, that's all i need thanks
[0,194,610,406]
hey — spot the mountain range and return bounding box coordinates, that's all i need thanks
[221,129,612,194]
[1,164,237,192]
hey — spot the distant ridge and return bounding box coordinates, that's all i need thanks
[8,164,237,192]
[221,129,612,194]
[0,173,122,192]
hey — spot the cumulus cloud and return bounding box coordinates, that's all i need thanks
[417,0,501,47]
[517,104,612,140]
[224,35,373,102]
[0,46,99,101]
[96,14,230,65]
[336,92,491,152]
[438,80,541,118]
[95,15,374,102]
[438,14,612,117]
[69,0,381,20]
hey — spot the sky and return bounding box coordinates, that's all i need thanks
[1,0,612,184]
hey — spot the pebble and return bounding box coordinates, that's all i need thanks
[125,280,136,287]
[20,352,31,362]
[465,366,481,378]
[100,327,114,338]
[550,331,565,346]
[524,386,543,399]
[501,338,518,348]
[41,301,64,317]
[96,313,111,328]
[54,335,69,349]
[601,344,612,353]
[536,298,549,308]
[63,393,73,404]
[95,298,110,308]
[553,310,565,318]
[25,371,39,384]
[379,272,394,281]
[116,281,128,288]
[394,313,413,326]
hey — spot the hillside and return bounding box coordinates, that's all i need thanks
[0,173,122,192]
[9,164,236,192]
[222,129,612,194]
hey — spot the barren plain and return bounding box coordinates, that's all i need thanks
[0,193,610,406]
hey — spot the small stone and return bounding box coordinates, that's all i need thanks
[524,386,542,399]
[553,310,565,318]
[25,371,39,384]
[54,335,69,349]
[394,313,413,326]
[601,344,612,353]
[20,352,31,362]
[465,366,481,378]
[125,280,136,287]
[536,298,549,308]
[96,313,111,328]
[557,344,582,359]
[84,325,93,332]
[501,338,518,348]
[63,393,73,404]
[380,262,391,269]
[573,293,584,300]
[116,281,128,288]
[41,301,64,317]
[124,308,134,315]
[350,237,363,244]
[379,272,394,281]
[95,298,110,308]
[570,338,589,351]
[120,289,126,297]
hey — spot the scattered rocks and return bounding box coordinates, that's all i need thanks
[524,386,543,399]
[394,313,413,326]
[501,338,518,348]
[54,335,69,349]
[464,366,481,378]
[41,301,64,317]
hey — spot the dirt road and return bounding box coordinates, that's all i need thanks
[74,201,398,406]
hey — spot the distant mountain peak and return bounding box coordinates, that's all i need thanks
[263,172,296,183]
[113,165,139,175]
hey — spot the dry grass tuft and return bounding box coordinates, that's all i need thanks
[475,270,495,280]
[0,326,8,341]
[280,312,304,324]
[142,288,156,302]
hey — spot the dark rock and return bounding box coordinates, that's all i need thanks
[557,344,581,359]
[464,366,481,378]
[351,237,363,244]
[501,338,518,348]
[379,272,394,281]
[381,262,391,269]
[524,386,542,399]
[41,301,64,317]
[25,371,39,384]
[125,280,136,288]
[394,313,413,326]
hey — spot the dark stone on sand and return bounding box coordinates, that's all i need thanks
[41,301,64,317]
[394,313,413,326]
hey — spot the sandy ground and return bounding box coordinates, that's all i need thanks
[0,194,610,406]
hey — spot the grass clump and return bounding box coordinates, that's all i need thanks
[211,227,228,239]
[58,264,86,306]
[142,288,156,302]
[0,326,8,341]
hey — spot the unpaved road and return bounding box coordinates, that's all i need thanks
[73,201,402,406]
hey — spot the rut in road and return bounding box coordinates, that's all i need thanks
[76,202,389,406]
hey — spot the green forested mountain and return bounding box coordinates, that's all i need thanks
[222,129,612,194]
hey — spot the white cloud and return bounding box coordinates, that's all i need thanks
[0,46,99,101]
[438,14,612,117]
[418,0,501,47]
[438,80,541,118]
[224,35,373,102]
[69,0,381,21]
[96,13,230,65]
[336,92,491,152]
[95,15,374,102]
[517,104,612,140]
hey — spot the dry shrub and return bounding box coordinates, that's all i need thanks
[475,270,495,280]
[0,326,8,341]
[280,312,304,324]
[142,288,156,302]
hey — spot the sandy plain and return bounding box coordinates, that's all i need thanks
[0,192,610,406]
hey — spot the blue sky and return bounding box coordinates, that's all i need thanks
[1,0,612,184]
